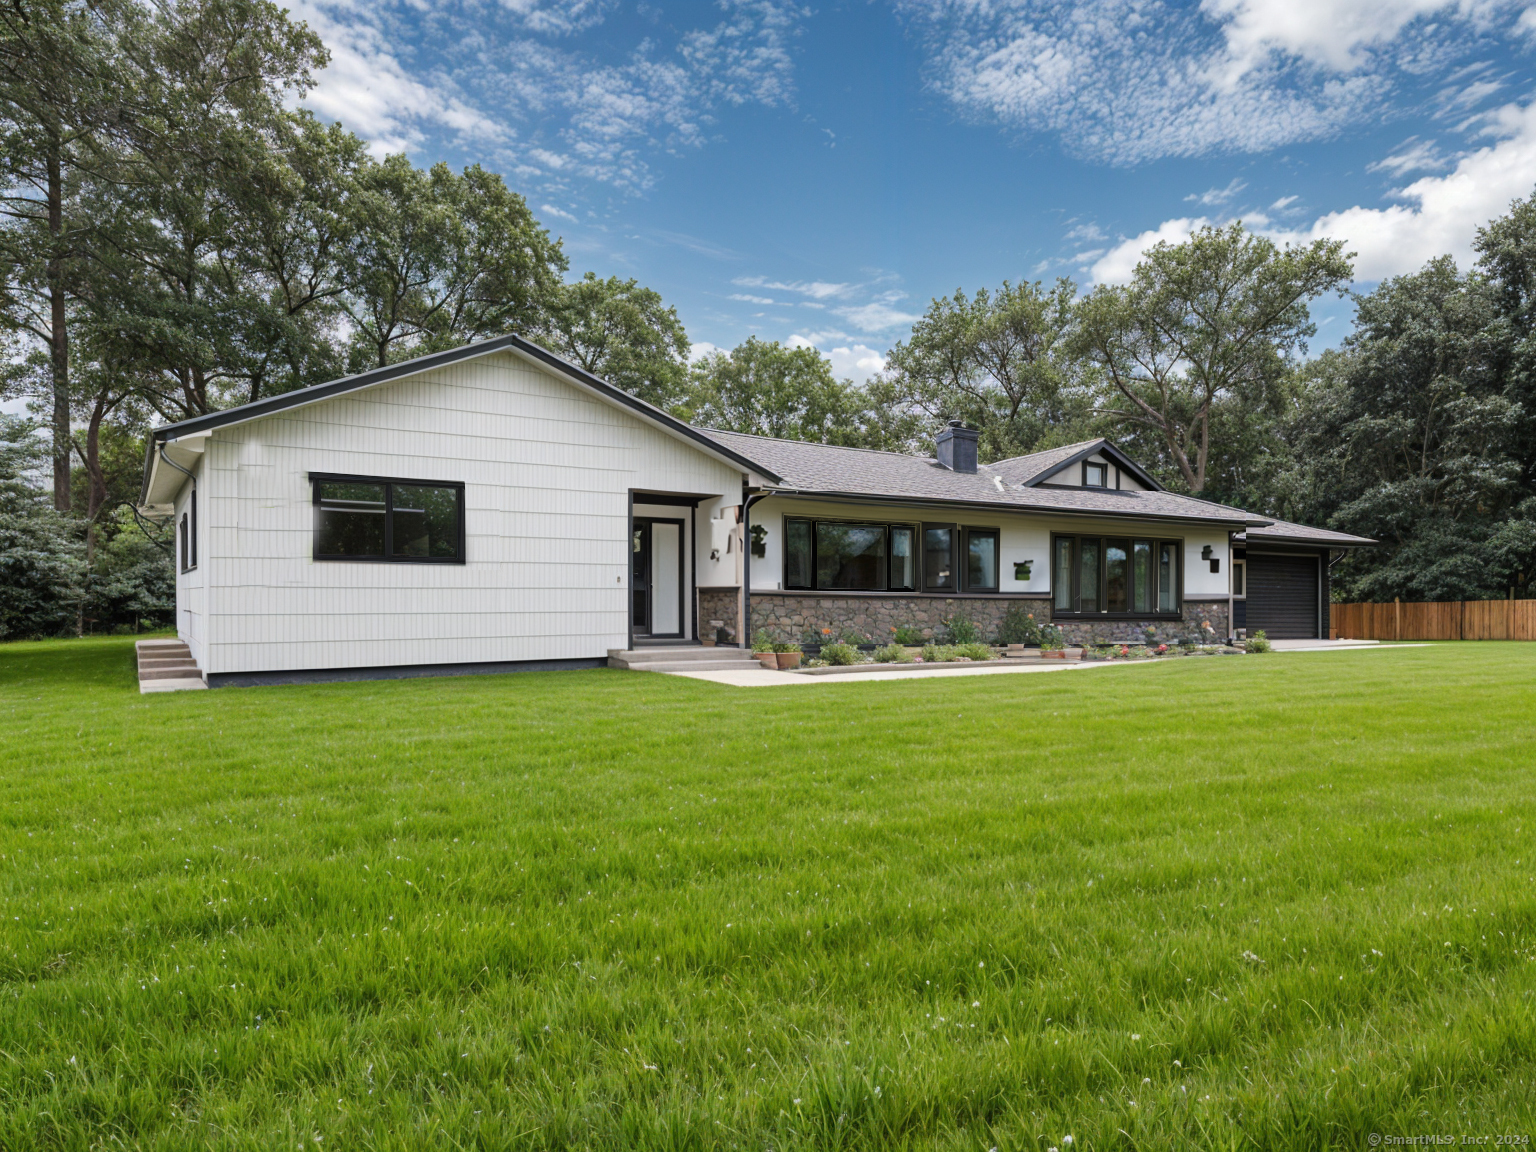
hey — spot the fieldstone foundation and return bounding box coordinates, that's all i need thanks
[697,587,741,644]
[748,593,1230,647]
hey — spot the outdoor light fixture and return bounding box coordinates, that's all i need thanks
[1201,545,1213,560]
[1013,560,1032,581]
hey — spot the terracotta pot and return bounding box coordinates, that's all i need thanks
[1041,649,1065,659]
[776,652,802,669]
[755,652,778,670]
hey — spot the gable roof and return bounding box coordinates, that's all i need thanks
[988,438,1162,490]
[139,333,779,505]
[698,428,1271,528]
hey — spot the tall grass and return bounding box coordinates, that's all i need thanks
[1,638,1534,1149]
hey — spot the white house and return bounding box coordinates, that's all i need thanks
[138,334,1372,686]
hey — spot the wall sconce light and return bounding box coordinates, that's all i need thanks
[1201,545,1213,560]
[750,523,767,559]
[1013,560,1033,581]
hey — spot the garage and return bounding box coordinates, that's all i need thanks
[1245,552,1321,639]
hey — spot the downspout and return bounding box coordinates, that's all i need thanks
[740,488,770,648]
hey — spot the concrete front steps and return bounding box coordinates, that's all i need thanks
[136,639,207,693]
[608,645,760,674]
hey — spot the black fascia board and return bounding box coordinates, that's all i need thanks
[142,333,781,482]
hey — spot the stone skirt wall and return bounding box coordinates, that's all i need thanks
[748,592,1230,647]
[697,587,741,644]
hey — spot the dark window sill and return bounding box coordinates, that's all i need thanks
[1052,611,1185,620]
[764,588,1046,598]
[313,556,467,565]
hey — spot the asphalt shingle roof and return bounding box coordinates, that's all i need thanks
[1244,517,1376,547]
[699,428,1274,528]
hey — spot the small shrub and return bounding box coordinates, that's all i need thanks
[921,643,958,662]
[944,612,981,644]
[997,605,1041,645]
[892,623,925,646]
[820,642,862,666]
[1247,629,1271,653]
[872,644,912,663]
[751,631,775,654]
[953,642,995,661]
[773,641,802,654]
[1038,623,1068,650]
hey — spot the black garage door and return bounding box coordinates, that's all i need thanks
[1246,553,1320,639]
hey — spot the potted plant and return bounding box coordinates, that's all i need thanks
[751,631,778,670]
[774,641,803,669]
[1038,623,1068,658]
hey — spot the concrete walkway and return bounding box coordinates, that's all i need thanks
[665,657,1162,688]
[664,640,1428,687]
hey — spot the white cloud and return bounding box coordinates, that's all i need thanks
[729,293,778,304]
[894,0,1531,164]
[295,0,807,188]
[733,276,852,299]
[1086,99,1536,285]
[1088,217,1211,285]
[789,334,887,382]
[834,301,922,331]
[688,341,726,362]
[1368,137,1448,175]
[1271,194,1300,209]
[540,203,580,222]
[1186,178,1248,206]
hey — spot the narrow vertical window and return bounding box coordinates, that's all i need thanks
[1054,537,1073,610]
[189,490,196,569]
[1158,543,1176,612]
[179,512,190,573]
[1105,539,1129,612]
[1133,540,1152,613]
[784,518,812,589]
[1079,538,1100,613]
[889,526,916,591]
[924,526,953,590]
[965,529,998,591]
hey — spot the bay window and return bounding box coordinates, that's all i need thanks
[1052,534,1181,616]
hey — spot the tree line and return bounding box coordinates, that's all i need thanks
[4,1,1535,638]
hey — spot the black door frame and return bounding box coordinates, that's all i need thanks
[1246,549,1322,639]
[631,516,686,640]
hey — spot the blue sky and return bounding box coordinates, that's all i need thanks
[291,0,1536,380]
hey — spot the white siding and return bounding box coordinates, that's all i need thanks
[750,496,1231,598]
[1042,452,1148,491]
[172,461,208,669]
[197,351,741,675]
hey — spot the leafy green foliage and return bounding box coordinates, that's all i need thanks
[942,612,981,644]
[0,417,83,637]
[952,642,995,661]
[1247,629,1271,653]
[541,272,690,410]
[891,623,925,646]
[817,641,862,665]
[996,604,1042,645]
[871,643,911,663]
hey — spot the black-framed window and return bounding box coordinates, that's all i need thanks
[179,490,196,573]
[784,516,997,593]
[312,473,465,563]
[1232,558,1245,598]
[966,528,999,591]
[1084,460,1108,488]
[1052,534,1181,616]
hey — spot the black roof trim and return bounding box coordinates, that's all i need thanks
[143,333,780,483]
[1023,438,1163,491]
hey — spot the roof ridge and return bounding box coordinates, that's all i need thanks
[988,439,1103,466]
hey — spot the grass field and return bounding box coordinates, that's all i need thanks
[2,639,1535,1150]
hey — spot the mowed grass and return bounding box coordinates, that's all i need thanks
[2,642,1535,1151]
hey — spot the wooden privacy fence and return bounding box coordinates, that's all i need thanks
[1331,599,1536,641]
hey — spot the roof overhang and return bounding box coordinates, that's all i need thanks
[762,487,1266,530]
[137,334,781,510]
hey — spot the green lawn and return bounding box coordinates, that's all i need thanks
[2,640,1534,1151]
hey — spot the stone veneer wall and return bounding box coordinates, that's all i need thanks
[748,593,1230,647]
[697,587,741,644]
